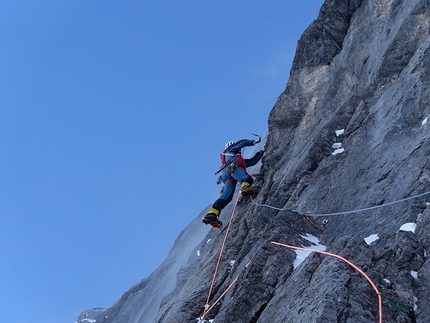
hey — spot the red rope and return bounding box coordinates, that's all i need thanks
[204,275,240,315]
[271,242,383,323]
[201,260,253,320]
[202,193,242,319]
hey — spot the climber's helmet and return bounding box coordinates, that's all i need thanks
[225,141,236,149]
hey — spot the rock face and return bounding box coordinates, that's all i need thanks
[77,0,430,322]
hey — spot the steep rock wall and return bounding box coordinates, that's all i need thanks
[156,0,430,322]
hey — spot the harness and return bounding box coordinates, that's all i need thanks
[220,151,245,168]
[214,151,244,175]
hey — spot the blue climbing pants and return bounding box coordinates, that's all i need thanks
[212,166,253,213]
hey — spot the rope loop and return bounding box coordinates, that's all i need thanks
[251,190,430,217]
[202,193,242,319]
[271,242,383,323]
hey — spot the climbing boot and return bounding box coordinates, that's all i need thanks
[202,208,223,229]
[240,182,259,197]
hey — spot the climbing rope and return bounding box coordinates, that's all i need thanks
[202,260,252,318]
[271,242,383,323]
[197,188,429,320]
[202,193,242,320]
[251,190,430,217]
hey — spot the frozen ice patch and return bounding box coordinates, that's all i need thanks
[335,129,345,136]
[383,278,391,284]
[294,234,326,269]
[301,233,322,245]
[364,234,379,245]
[399,223,417,233]
[411,271,418,279]
[227,260,236,272]
[196,317,214,323]
[332,148,345,155]
[294,250,312,269]
[332,142,342,148]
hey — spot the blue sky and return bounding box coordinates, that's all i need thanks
[0,1,324,322]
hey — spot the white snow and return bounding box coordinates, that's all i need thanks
[197,250,201,257]
[301,233,321,245]
[229,260,236,267]
[383,278,391,284]
[335,129,345,136]
[410,271,418,279]
[332,142,342,148]
[413,296,418,311]
[294,250,312,269]
[399,223,417,233]
[206,239,212,244]
[81,319,96,323]
[196,317,214,323]
[332,148,345,155]
[294,234,326,269]
[422,115,429,125]
[364,234,379,245]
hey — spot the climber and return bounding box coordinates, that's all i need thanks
[202,138,265,228]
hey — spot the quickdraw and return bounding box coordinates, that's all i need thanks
[303,213,328,233]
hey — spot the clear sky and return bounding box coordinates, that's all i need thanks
[0,1,324,322]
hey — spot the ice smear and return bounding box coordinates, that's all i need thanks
[364,234,379,245]
[399,223,417,233]
[196,317,214,323]
[332,148,345,155]
[294,234,326,269]
[301,233,321,245]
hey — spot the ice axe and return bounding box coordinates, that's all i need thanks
[252,133,261,144]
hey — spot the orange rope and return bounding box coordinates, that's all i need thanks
[202,259,253,319]
[204,276,240,315]
[271,242,383,323]
[203,193,242,319]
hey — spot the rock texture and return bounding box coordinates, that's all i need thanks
[77,0,430,322]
